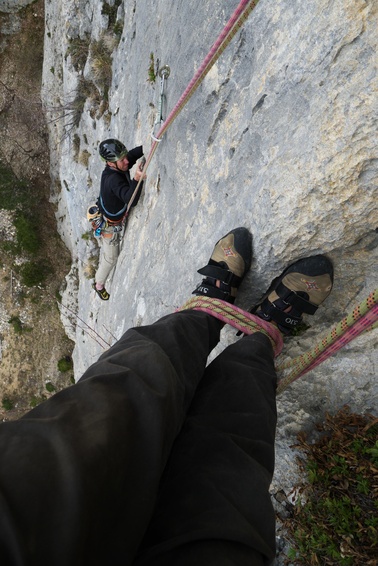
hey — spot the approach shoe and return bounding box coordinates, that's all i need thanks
[92,283,110,301]
[192,227,252,304]
[251,255,333,334]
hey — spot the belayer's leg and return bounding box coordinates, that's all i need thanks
[0,310,221,566]
[134,332,277,566]
[0,227,252,566]
[134,253,334,566]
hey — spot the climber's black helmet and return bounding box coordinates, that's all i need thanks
[99,139,128,162]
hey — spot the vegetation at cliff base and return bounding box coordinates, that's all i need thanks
[285,406,378,565]
[0,160,53,286]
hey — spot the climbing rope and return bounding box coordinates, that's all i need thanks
[126,0,258,213]
[149,0,258,145]
[178,289,378,395]
[120,1,377,394]
[179,296,284,356]
[276,288,378,394]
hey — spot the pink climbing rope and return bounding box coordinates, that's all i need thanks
[126,0,258,212]
[178,296,284,357]
[276,289,378,393]
[122,1,378,393]
[151,0,257,145]
[179,289,378,395]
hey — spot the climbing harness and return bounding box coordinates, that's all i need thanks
[178,289,378,395]
[152,65,170,142]
[99,194,127,220]
[87,203,126,239]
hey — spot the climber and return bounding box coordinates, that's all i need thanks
[0,227,334,566]
[93,138,146,300]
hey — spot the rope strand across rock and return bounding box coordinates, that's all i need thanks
[126,0,258,213]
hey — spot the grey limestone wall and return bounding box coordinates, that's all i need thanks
[42,0,377,556]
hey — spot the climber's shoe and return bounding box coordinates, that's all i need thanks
[251,255,334,335]
[192,227,252,304]
[92,283,110,301]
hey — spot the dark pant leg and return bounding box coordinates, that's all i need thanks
[0,311,221,566]
[134,333,277,566]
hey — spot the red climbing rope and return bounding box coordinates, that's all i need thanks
[150,0,258,145]
[126,0,258,212]
[179,296,284,357]
[179,289,378,395]
[123,1,378,394]
[276,288,378,393]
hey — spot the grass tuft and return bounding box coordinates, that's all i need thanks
[147,52,156,83]
[65,34,90,72]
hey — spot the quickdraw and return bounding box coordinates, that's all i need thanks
[151,65,170,142]
[125,0,258,215]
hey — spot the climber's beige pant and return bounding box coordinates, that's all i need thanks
[95,225,121,286]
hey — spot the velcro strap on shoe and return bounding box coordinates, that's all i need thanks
[275,282,318,315]
[260,298,302,328]
[192,282,234,303]
[197,265,242,288]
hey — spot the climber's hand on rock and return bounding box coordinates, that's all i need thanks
[134,167,146,182]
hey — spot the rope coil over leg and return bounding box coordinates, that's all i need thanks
[178,289,378,395]
[178,296,284,356]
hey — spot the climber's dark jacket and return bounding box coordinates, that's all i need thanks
[97,145,144,221]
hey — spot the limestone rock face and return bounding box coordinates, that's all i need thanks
[42,0,377,535]
[0,0,31,12]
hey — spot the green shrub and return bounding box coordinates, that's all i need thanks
[66,34,90,72]
[30,395,46,408]
[147,52,156,83]
[0,160,30,210]
[14,212,40,255]
[102,0,122,28]
[45,382,56,393]
[19,260,53,287]
[77,77,103,123]
[58,356,73,372]
[367,440,378,465]
[73,133,81,161]
[72,77,99,128]
[113,19,124,39]
[90,35,114,91]
[79,150,91,167]
[8,315,23,333]
[2,397,14,411]
[0,241,17,254]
